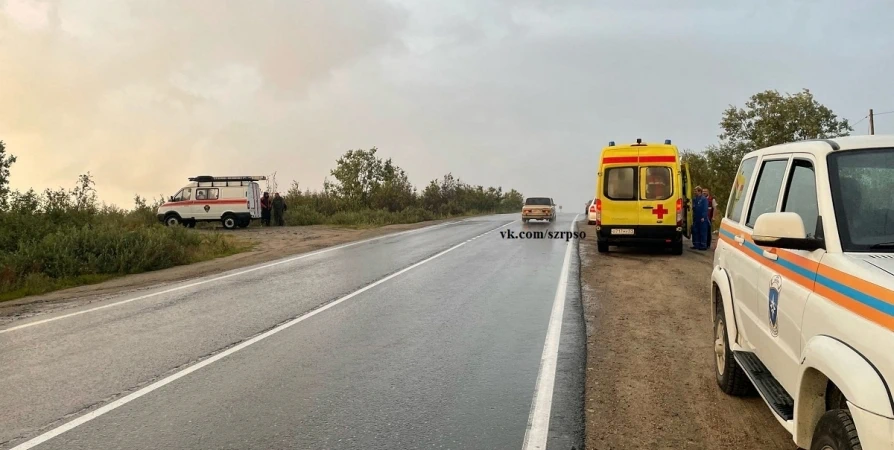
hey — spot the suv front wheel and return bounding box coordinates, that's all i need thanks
[810,410,861,450]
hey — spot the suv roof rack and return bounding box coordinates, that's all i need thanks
[188,175,267,182]
[800,139,840,151]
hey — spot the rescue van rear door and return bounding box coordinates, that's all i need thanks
[247,182,261,218]
[637,152,676,227]
[600,148,640,226]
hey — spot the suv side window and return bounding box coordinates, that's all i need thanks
[781,159,819,238]
[746,159,789,228]
[726,157,757,221]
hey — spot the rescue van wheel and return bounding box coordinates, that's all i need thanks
[809,410,861,450]
[164,214,182,227]
[597,241,608,253]
[714,303,753,396]
[221,214,238,230]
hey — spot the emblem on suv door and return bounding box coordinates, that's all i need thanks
[768,275,782,337]
[204,205,210,212]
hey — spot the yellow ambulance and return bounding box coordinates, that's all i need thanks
[590,138,693,254]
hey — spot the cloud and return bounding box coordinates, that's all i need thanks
[1,0,893,210]
[1,0,407,205]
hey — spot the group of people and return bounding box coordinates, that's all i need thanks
[690,186,718,251]
[260,192,287,226]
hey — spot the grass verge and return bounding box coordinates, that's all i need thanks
[0,225,249,303]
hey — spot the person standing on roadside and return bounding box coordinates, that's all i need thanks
[260,192,272,226]
[691,186,709,251]
[272,192,287,226]
[704,188,719,249]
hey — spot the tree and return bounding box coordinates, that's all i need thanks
[327,148,385,208]
[720,88,852,151]
[266,171,279,194]
[501,189,524,210]
[688,88,852,215]
[71,172,98,212]
[0,140,17,210]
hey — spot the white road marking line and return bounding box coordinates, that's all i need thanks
[522,214,579,450]
[9,220,516,450]
[0,219,477,334]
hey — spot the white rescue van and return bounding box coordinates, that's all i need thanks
[157,176,266,229]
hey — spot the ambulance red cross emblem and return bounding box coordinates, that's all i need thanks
[652,204,668,219]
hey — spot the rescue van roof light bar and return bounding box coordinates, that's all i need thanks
[608,141,615,146]
[189,175,267,182]
[665,139,672,145]
[631,138,646,146]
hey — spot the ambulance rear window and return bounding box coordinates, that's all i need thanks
[641,167,672,200]
[604,167,636,200]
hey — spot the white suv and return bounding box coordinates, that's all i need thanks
[712,136,894,450]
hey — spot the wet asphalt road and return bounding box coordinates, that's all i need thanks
[0,214,585,450]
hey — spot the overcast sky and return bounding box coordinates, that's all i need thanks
[2,0,892,209]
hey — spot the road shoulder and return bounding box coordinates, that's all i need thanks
[578,222,795,449]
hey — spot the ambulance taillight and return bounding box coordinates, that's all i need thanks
[676,198,683,226]
[595,199,602,226]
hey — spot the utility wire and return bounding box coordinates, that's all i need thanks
[851,110,894,131]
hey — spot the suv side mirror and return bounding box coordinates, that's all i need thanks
[752,212,824,251]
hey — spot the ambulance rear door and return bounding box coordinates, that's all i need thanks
[599,147,640,226]
[636,150,676,228]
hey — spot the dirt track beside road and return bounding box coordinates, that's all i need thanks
[579,224,797,450]
[0,219,460,323]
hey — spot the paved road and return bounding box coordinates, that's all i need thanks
[0,214,585,449]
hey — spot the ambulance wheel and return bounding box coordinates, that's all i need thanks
[164,214,182,227]
[671,241,683,255]
[221,214,238,230]
[714,302,753,396]
[809,410,861,450]
[597,241,608,253]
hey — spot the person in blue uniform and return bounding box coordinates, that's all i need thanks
[691,186,709,250]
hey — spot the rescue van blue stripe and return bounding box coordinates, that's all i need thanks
[718,226,894,318]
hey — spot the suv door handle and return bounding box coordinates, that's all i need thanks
[762,250,778,261]
[734,235,745,244]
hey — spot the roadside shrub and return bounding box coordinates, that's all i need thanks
[284,205,327,226]
[0,223,240,297]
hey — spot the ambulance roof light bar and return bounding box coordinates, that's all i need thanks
[664,139,672,144]
[608,141,615,146]
[631,138,646,146]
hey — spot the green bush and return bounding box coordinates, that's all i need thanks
[0,180,242,300]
